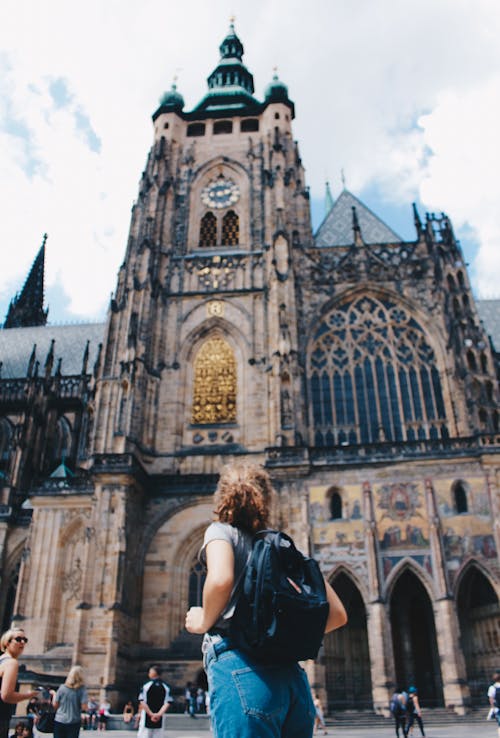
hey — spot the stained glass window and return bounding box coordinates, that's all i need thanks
[192,338,237,424]
[308,295,448,446]
[199,212,217,247]
[221,210,239,246]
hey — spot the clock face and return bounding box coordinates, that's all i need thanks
[201,178,240,209]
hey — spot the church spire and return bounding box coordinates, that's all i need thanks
[192,20,257,114]
[325,181,334,216]
[3,234,49,329]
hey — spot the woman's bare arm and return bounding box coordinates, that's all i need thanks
[324,579,348,633]
[185,539,234,634]
[0,659,37,703]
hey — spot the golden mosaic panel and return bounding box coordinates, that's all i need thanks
[192,337,237,424]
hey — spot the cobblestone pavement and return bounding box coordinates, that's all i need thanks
[106,718,496,738]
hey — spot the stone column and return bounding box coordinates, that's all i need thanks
[434,597,470,713]
[363,481,393,715]
[425,478,470,713]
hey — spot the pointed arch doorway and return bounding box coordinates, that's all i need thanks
[456,564,500,704]
[324,573,372,710]
[390,569,443,705]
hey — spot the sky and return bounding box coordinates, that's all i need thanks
[1,0,500,324]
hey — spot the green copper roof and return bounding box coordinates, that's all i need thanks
[264,72,290,104]
[193,21,259,113]
[158,82,184,111]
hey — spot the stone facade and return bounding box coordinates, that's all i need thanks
[0,23,499,715]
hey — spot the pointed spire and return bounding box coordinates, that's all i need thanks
[27,344,37,377]
[3,234,49,329]
[325,181,334,216]
[352,206,364,246]
[352,206,360,234]
[412,202,423,237]
[192,21,257,114]
[82,340,90,375]
[44,339,55,378]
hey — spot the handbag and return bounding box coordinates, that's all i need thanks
[37,709,56,733]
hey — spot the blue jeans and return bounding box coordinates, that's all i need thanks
[204,637,315,738]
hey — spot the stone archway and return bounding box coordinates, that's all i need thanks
[390,569,443,705]
[323,572,372,710]
[456,563,500,704]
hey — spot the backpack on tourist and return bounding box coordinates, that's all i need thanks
[230,529,329,663]
[495,685,500,708]
[390,693,405,717]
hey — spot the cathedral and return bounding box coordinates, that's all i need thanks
[0,22,499,715]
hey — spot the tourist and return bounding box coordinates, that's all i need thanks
[0,629,38,738]
[53,666,88,738]
[185,461,347,738]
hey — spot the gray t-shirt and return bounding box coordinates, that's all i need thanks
[55,684,88,724]
[200,521,253,633]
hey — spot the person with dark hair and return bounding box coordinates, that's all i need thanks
[137,666,172,738]
[0,629,38,738]
[406,686,425,737]
[185,461,348,738]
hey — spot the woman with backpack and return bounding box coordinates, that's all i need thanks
[185,461,347,738]
[389,690,407,738]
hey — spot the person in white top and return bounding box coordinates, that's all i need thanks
[487,672,500,735]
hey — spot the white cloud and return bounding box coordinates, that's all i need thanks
[1,0,500,320]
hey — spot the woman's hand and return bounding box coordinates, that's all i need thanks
[185,607,206,634]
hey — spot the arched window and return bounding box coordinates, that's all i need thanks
[308,296,448,446]
[453,480,468,514]
[330,492,342,520]
[467,350,477,371]
[192,337,237,424]
[199,212,217,247]
[188,557,205,608]
[0,418,13,463]
[50,416,72,468]
[221,210,239,246]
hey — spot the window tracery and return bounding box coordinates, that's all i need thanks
[49,416,72,468]
[308,295,448,446]
[192,337,237,424]
[199,212,217,247]
[221,210,239,246]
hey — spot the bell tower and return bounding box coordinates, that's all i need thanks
[93,21,313,469]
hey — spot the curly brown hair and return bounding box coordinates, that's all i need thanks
[213,461,272,534]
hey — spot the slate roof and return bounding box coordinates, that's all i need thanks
[315,189,402,247]
[477,299,500,352]
[0,323,105,379]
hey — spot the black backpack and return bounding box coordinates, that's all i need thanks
[230,529,330,663]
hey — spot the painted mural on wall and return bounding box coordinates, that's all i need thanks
[433,476,497,583]
[309,484,366,579]
[374,482,431,579]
